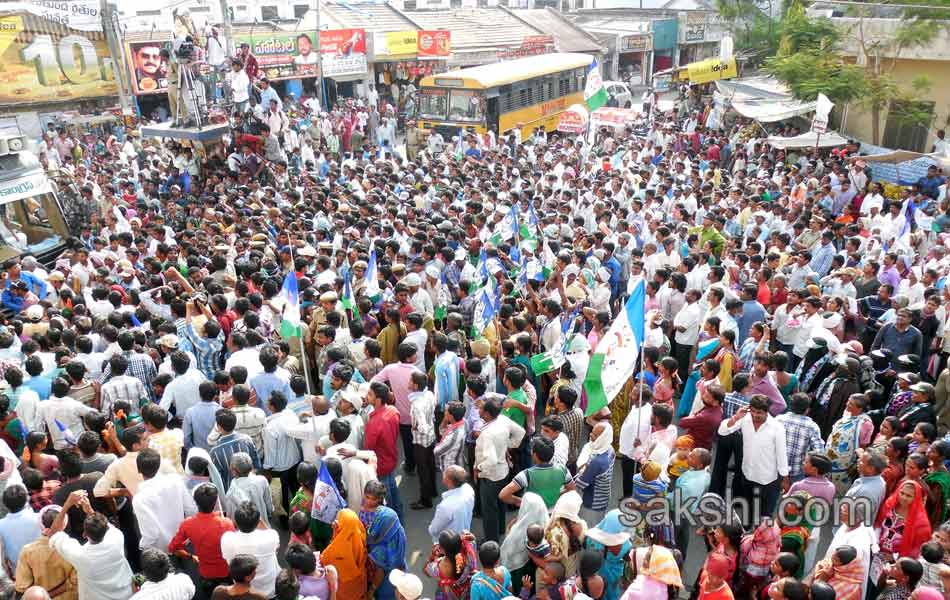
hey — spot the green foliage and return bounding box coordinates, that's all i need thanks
[763,50,866,105]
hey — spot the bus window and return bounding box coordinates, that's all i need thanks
[448,90,484,122]
[0,196,61,255]
[418,89,449,120]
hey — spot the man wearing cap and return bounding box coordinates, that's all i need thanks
[898,381,937,434]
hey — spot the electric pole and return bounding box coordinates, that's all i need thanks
[219,0,233,57]
[100,0,134,114]
[315,0,324,110]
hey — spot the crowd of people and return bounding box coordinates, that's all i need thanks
[8,61,950,600]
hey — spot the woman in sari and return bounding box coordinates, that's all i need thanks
[359,480,407,600]
[585,510,634,600]
[875,480,933,561]
[713,330,739,392]
[778,492,816,578]
[770,351,798,406]
[499,492,548,595]
[826,393,874,495]
[926,440,950,526]
[321,508,368,600]
[425,530,478,600]
[677,318,721,419]
[545,490,587,578]
[470,541,512,600]
[812,545,865,600]
[620,527,683,600]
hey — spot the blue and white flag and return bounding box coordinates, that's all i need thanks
[472,279,499,337]
[311,461,346,524]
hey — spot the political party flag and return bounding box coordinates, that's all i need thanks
[472,279,499,337]
[541,237,556,279]
[279,272,302,338]
[434,273,451,321]
[365,242,382,303]
[530,348,565,376]
[584,59,608,112]
[130,313,143,328]
[341,271,359,319]
[311,460,346,524]
[489,204,519,246]
[54,419,78,447]
[584,279,646,416]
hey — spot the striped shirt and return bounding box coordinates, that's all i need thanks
[434,422,466,472]
[183,322,224,380]
[574,448,614,511]
[262,410,302,472]
[210,432,261,489]
[100,375,149,418]
[99,351,158,402]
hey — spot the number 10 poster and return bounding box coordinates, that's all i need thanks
[0,12,118,106]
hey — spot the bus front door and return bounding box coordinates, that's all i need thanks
[486,97,500,134]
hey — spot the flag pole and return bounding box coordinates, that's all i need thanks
[633,335,646,474]
[287,243,314,394]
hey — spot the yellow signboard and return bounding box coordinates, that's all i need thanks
[0,14,117,106]
[685,57,737,84]
[383,30,418,56]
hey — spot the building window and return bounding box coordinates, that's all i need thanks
[136,9,162,16]
[883,100,935,152]
[294,4,309,17]
[190,5,210,12]
[261,5,279,20]
[404,0,418,8]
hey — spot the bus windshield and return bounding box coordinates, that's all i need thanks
[0,194,63,255]
[448,90,484,122]
[417,89,449,120]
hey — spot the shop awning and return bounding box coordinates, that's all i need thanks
[731,98,817,123]
[852,150,928,164]
[558,104,588,134]
[764,131,848,149]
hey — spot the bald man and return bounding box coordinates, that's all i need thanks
[427,464,475,543]
[22,588,51,600]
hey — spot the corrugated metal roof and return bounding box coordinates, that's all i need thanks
[506,8,603,54]
[305,3,418,32]
[403,8,540,51]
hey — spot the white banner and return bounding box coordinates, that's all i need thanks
[0,1,102,32]
[0,171,52,205]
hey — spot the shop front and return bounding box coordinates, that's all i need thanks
[617,33,652,87]
[371,30,450,113]
[320,29,369,105]
[677,12,724,65]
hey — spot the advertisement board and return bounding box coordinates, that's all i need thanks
[417,30,450,57]
[1,1,101,31]
[375,30,417,57]
[0,14,117,106]
[126,39,171,94]
[320,29,367,78]
[233,31,320,81]
[686,57,737,84]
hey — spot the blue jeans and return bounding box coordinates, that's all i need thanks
[379,472,404,524]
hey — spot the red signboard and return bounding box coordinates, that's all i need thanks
[417,30,451,57]
[319,29,367,77]
[319,28,367,55]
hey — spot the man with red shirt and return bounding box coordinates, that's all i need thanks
[679,383,724,450]
[352,380,404,522]
[168,482,235,598]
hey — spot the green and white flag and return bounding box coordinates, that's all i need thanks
[584,59,608,112]
[530,345,566,376]
[541,237,556,279]
[489,204,519,246]
[583,279,646,416]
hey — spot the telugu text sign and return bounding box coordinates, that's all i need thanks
[320,29,367,77]
[233,31,319,81]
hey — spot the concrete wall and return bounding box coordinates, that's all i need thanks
[840,57,950,152]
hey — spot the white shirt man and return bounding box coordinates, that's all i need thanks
[40,394,97,450]
[50,524,134,600]
[474,413,525,483]
[673,296,702,347]
[220,526,280,597]
[158,366,206,417]
[132,472,197,551]
[717,407,789,488]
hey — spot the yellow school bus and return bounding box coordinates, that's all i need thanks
[416,53,593,141]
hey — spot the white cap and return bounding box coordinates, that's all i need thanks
[388,570,423,600]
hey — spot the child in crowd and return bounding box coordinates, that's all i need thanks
[920,541,945,592]
[288,510,313,549]
[526,523,551,563]
[877,556,924,600]
[667,435,694,485]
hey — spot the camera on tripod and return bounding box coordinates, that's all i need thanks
[174,37,196,62]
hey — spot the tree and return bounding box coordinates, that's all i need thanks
[715,0,780,58]
[764,0,950,145]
